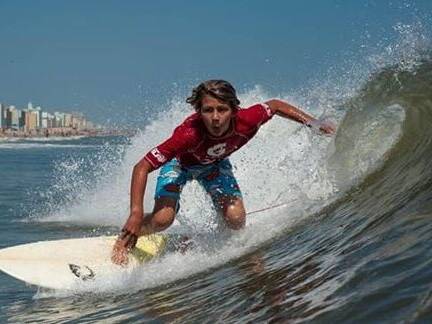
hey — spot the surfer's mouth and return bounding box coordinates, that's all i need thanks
[211,126,222,134]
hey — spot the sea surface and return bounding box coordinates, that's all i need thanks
[1,28,432,324]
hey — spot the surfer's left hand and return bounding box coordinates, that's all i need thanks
[318,120,336,135]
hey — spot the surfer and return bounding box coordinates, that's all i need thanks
[112,80,335,264]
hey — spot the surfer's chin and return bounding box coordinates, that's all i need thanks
[210,128,222,136]
[207,125,230,137]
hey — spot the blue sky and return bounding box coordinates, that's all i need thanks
[1,0,431,125]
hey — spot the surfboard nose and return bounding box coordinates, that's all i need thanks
[0,234,168,290]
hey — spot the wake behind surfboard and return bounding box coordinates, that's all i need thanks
[0,234,167,290]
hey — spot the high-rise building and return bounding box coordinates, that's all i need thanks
[47,112,54,128]
[64,113,73,128]
[0,103,5,129]
[35,106,42,128]
[9,106,20,130]
[5,106,12,128]
[54,112,65,128]
[72,113,85,130]
[25,104,42,129]
[24,110,38,131]
[20,110,27,129]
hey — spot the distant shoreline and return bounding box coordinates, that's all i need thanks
[0,128,135,139]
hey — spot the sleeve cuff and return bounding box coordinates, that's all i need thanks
[260,102,275,118]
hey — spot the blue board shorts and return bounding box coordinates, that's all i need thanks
[155,158,242,210]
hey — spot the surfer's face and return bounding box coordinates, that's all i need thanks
[200,95,234,137]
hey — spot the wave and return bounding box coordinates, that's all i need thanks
[23,25,432,320]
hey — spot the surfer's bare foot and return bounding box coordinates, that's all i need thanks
[111,239,129,266]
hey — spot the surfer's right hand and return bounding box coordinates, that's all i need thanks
[120,213,143,249]
[111,238,130,266]
[111,214,143,265]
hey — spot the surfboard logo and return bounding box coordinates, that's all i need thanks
[69,263,96,281]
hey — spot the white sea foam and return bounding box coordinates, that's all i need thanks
[36,86,336,225]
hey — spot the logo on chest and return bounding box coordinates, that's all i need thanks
[207,143,227,157]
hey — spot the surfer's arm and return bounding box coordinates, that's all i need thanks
[120,158,154,247]
[112,158,154,265]
[265,99,335,134]
[130,157,154,220]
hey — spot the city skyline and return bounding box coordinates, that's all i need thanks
[0,100,93,132]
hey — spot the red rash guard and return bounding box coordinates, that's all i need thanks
[144,103,275,169]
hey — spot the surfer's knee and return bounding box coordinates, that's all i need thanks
[151,210,175,231]
[225,212,245,230]
[222,198,246,230]
[149,197,178,232]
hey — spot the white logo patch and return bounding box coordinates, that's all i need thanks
[151,148,167,163]
[207,143,227,157]
[262,103,273,117]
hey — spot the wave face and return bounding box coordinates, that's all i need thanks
[6,28,432,324]
[277,58,432,323]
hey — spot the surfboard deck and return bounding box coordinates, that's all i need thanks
[0,234,167,290]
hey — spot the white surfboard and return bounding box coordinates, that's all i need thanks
[0,234,167,290]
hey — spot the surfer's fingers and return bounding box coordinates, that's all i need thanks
[119,229,130,240]
[129,234,138,248]
[125,234,138,250]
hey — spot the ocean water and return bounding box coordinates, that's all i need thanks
[1,25,432,323]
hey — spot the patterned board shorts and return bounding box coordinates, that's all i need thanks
[154,158,242,209]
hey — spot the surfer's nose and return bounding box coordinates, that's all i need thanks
[212,111,220,121]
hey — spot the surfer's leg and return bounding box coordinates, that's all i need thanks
[217,195,246,230]
[140,159,188,235]
[199,159,246,230]
[140,197,178,235]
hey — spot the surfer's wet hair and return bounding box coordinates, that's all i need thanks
[186,80,241,112]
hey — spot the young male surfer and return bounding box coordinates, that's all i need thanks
[112,80,335,264]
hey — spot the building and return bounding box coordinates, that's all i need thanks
[64,113,73,128]
[47,112,54,128]
[20,110,26,129]
[0,103,6,129]
[54,112,65,128]
[72,113,86,130]
[9,106,21,130]
[24,110,38,131]
[41,111,57,128]
[41,111,48,128]
[26,103,42,129]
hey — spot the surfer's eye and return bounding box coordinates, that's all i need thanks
[201,106,214,113]
[215,106,230,113]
